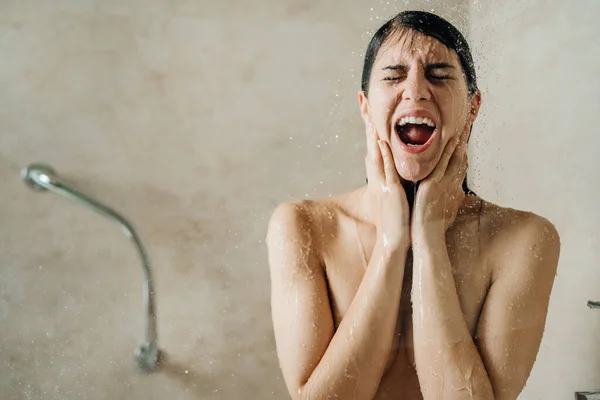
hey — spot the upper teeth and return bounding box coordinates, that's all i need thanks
[398,116,436,127]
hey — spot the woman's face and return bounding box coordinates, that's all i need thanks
[359,29,481,183]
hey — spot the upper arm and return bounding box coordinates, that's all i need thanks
[266,202,335,395]
[475,215,561,399]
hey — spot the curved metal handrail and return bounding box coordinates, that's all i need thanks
[21,163,159,371]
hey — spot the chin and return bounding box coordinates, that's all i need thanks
[396,163,434,183]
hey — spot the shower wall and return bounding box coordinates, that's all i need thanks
[468,0,600,398]
[3,0,596,399]
[0,1,467,399]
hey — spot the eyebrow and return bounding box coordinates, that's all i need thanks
[427,63,455,70]
[382,62,455,71]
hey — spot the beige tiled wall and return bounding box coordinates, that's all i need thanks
[2,0,597,399]
[468,0,600,398]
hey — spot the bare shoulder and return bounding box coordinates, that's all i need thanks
[480,200,561,278]
[266,200,318,238]
[266,193,356,267]
[266,198,337,242]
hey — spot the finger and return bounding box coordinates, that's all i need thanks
[365,121,377,161]
[449,150,468,186]
[365,121,384,184]
[448,130,470,178]
[378,140,400,185]
[430,137,459,182]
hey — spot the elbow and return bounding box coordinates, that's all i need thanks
[290,379,339,400]
[488,384,521,400]
[290,383,309,400]
[286,374,311,400]
[493,390,520,400]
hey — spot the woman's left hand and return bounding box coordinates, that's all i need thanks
[412,124,470,241]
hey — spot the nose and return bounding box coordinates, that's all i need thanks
[402,70,431,102]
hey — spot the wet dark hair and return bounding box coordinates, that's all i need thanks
[361,10,478,96]
[361,10,478,196]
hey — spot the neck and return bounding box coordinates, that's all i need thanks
[401,179,418,214]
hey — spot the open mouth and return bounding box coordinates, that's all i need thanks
[395,116,437,147]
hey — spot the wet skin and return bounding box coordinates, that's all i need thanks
[267,31,561,400]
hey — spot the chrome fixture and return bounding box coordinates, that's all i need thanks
[21,163,159,371]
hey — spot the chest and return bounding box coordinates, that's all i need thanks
[323,219,492,336]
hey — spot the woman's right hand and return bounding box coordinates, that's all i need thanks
[365,120,411,250]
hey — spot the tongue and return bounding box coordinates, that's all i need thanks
[399,124,435,145]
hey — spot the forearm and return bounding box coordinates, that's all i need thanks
[300,240,408,400]
[412,233,494,399]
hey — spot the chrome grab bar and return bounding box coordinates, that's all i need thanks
[21,163,159,371]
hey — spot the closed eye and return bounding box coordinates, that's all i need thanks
[426,63,454,81]
[382,75,450,82]
[382,76,406,81]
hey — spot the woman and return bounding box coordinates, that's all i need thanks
[267,10,560,400]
